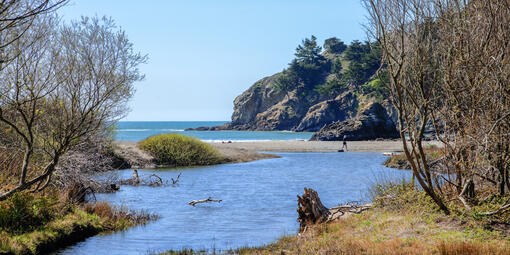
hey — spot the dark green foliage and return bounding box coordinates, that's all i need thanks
[0,192,55,234]
[331,58,343,75]
[360,75,389,102]
[286,35,331,89]
[316,78,348,97]
[273,71,299,96]
[343,41,383,87]
[324,37,347,54]
[138,133,225,166]
[294,35,324,65]
[272,36,386,101]
[344,40,370,61]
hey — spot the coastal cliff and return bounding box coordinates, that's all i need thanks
[190,37,399,139]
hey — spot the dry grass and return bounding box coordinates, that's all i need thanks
[236,208,510,255]
[84,202,158,230]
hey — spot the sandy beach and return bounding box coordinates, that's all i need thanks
[209,140,441,153]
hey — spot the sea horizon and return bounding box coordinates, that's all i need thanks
[114,121,314,142]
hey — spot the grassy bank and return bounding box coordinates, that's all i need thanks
[235,183,510,255]
[0,193,157,255]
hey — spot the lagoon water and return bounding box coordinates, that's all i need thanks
[115,121,313,142]
[57,152,410,254]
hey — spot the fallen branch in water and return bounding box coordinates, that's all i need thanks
[188,197,222,206]
[172,173,182,185]
[297,188,371,233]
[148,174,163,186]
[119,170,168,187]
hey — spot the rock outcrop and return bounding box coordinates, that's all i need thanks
[310,102,399,141]
[188,37,401,137]
[295,92,356,132]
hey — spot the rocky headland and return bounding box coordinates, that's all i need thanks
[187,37,400,140]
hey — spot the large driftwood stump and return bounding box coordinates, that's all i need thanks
[297,188,331,232]
[297,188,372,233]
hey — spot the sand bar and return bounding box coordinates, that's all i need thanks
[210,140,442,153]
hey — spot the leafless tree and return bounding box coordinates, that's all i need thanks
[0,0,67,68]
[363,0,450,214]
[363,0,510,213]
[0,16,146,200]
[432,0,510,198]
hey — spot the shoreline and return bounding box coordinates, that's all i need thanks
[112,141,281,169]
[116,139,441,153]
[209,140,441,153]
[113,140,441,169]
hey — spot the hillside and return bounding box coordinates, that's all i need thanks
[191,36,399,140]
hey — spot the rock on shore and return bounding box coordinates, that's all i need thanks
[310,102,399,141]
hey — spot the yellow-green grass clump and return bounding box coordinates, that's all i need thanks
[138,133,226,166]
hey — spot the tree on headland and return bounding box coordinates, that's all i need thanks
[274,35,331,97]
[0,15,146,201]
[289,35,330,90]
[294,35,324,65]
[323,37,347,54]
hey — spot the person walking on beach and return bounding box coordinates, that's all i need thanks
[341,135,348,151]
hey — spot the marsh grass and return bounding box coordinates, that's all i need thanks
[138,133,227,166]
[0,192,157,254]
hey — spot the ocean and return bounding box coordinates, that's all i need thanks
[115,121,313,142]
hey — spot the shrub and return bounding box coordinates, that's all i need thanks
[138,133,225,166]
[0,192,56,234]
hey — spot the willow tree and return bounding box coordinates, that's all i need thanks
[0,16,146,200]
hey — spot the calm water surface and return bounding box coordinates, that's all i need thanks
[57,152,410,254]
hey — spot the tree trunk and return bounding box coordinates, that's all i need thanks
[297,188,371,233]
[297,188,330,232]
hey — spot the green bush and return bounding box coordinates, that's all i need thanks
[138,133,225,166]
[0,192,55,234]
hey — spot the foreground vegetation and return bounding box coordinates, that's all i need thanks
[138,134,227,167]
[0,192,156,255]
[238,195,510,254]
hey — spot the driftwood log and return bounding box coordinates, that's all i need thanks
[297,188,371,233]
[188,197,222,206]
[119,170,164,186]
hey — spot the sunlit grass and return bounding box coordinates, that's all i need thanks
[138,133,227,166]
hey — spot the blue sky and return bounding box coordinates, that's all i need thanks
[60,0,367,121]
